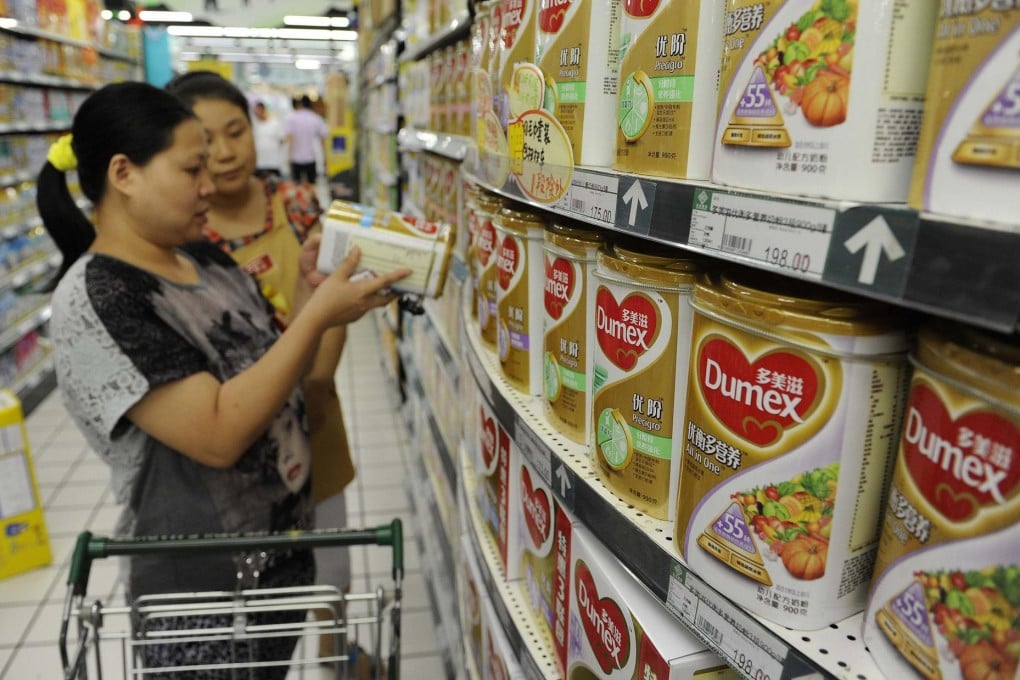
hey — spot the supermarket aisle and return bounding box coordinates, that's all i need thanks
[0,315,445,678]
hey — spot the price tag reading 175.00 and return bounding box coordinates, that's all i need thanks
[688,188,836,281]
[553,168,620,228]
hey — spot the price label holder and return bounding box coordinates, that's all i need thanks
[552,168,621,228]
[512,413,552,486]
[688,188,835,280]
[666,563,822,680]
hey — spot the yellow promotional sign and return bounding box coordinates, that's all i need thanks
[187,59,234,80]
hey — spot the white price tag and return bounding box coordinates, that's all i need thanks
[667,566,787,680]
[555,169,620,227]
[514,416,551,484]
[689,189,835,280]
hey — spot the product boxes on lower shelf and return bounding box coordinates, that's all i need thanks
[569,526,735,680]
[459,533,486,678]
[481,592,527,680]
[474,393,520,579]
[0,389,51,579]
[512,449,575,677]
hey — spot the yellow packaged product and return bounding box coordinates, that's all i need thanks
[474,191,505,349]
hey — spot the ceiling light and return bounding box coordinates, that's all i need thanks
[117,10,131,20]
[0,18,17,28]
[138,10,193,22]
[284,15,350,28]
[295,58,321,70]
[100,9,112,19]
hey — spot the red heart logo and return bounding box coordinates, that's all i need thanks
[901,383,1020,522]
[637,625,669,680]
[624,0,659,17]
[697,337,821,447]
[544,256,574,320]
[481,410,497,470]
[500,0,526,48]
[497,235,519,291]
[595,287,658,371]
[574,560,630,673]
[538,0,570,33]
[477,220,497,267]
[520,465,551,548]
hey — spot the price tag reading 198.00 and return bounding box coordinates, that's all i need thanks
[554,168,620,228]
[666,565,790,680]
[688,188,836,280]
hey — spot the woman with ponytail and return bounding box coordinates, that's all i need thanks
[37,81,408,678]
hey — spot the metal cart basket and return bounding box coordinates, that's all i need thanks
[59,521,403,680]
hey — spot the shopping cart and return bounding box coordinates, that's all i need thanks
[59,521,403,679]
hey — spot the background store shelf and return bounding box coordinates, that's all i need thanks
[0,170,34,188]
[465,157,1020,333]
[458,309,882,680]
[0,23,139,61]
[0,300,50,355]
[0,121,71,134]
[399,11,472,63]
[0,70,97,90]
[359,13,401,69]
[398,128,472,161]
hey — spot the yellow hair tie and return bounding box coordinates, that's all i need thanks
[260,283,291,318]
[47,134,77,172]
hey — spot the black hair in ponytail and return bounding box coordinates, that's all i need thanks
[36,81,196,280]
[166,70,251,121]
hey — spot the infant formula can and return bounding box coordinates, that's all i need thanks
[535,0,622,167]
[864,323,1020,680]
[474,191,505,349]
[677,269,910,629]
[909,7,1020,224]
[591,242,702,520]
[542,221,604,444]
[494,205,547,395]
[613,0,723,179]
[712,0,937,201]
[496,0,539,128]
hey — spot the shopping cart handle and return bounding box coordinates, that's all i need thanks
[67,521,405,596]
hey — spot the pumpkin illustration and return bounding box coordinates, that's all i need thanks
[959,641,1018,680]
[780,536,827,580]
[800,71,849,127]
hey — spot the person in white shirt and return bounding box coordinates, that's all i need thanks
[252,100,285,178]
[284,95,329,185]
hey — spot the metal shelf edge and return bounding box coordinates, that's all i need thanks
[399,12,472,63]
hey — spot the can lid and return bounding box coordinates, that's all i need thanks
[474,190,505,213]
[916,322,1020,405]
[494,205,546,236]
[596,239,702,288]
[545,220,604,254]
[694,268,903,335]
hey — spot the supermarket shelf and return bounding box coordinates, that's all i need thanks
[365,74,397,90]
[462,313,879,680]
[460,451,561,680]
[420,305,459,388]
[0,250,60,293]
[9,346,53,397]
[398,128,472,161]
[460,633,481,680]
[0,70,98,90]
[0,120,71,134]
[0,169,33,188]
[0,300,51,355]
[0,23,138,61]
[399,11,472,63]
[398,341,458,494]
[466,156,1020,333]
[11,354,56,417]
[359,13,401,69]
[406,462,463,680]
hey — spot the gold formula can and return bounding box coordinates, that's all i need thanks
[494,205,547,394]
[592,242,703,520]
[542,221,604,444]
[474,191,505,349]
[677,270,910,629]
[864,323,1020,680]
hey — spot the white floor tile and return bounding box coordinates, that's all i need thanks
[2,644,68,680]
[42,507,94,537]
[88,505,122,535]
[45,484,107,510]
[399,610,440,656]
[21,601,66,645]
[0,602,36,644]
[0,565,60,606]
[32,463,70,487]
[402,653,447,678]
[64,462,111,484]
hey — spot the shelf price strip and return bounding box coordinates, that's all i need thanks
[666,564,819,680]
[551,168,620,229]
[687,188,835,280]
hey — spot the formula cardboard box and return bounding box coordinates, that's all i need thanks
[481,594,527,680]
[0,390,51,579]
[568,526,734,680]
[459,534,486,675]
[474,401,520,579]
[510,449,574,676]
